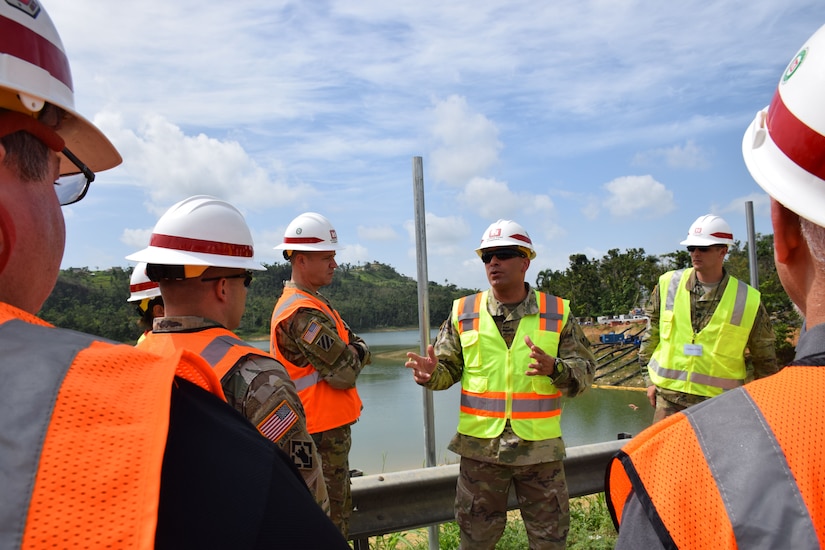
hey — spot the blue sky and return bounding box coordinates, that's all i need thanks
[47,1,825,291]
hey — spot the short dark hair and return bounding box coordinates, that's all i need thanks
[0,130,51,183]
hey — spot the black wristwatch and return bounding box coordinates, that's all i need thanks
[548,358,564,379]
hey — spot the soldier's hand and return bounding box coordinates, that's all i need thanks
[646,385,656,407]
[524,335,557,377]
[405,345,436,383]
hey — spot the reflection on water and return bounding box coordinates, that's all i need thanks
[251,330,654,475]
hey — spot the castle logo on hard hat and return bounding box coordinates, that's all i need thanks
[782,47,807,84]
[5,0,41,17]
[329,229,338,243]
[488,228,502,238]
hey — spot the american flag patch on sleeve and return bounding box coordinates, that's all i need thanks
[302,320,322,344]
[257,400,298,443]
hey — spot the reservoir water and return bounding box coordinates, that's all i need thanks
[252,330,654,475]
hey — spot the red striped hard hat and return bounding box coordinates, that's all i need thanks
[743,23,825,226]
[0,3,121,174]
[475,219,536,259]
[680,215,734,246]
[126,195,265,271]
[274,212,340,253]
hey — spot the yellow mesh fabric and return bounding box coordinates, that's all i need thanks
[745,367,825,546]
[22,343,179,550]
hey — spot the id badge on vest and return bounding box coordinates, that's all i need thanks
[684,343,703,356]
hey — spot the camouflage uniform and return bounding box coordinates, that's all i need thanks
[272,281,371,538]
[640,269,779,422]
[423,284,596,550]
[151,316,330,514]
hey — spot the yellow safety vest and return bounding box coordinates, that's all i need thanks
[648,269,760,397]
[453,290,568,441]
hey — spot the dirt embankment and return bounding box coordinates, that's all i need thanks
[583,323,647,388]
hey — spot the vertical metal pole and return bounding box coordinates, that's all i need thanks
[412,156,440,550]
[745,201,759,289]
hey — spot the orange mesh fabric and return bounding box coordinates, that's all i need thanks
[612,411,737,549]
[22,343,180,549]
[744,367,825,547]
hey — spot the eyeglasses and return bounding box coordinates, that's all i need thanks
[201,271,253,287]
[55,147,95,206]
[481,249,526,264]
[687,245,723,253]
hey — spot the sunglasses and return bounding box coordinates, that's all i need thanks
[687,245,723,253]
[201,271,253,287]
[481,249,526,264]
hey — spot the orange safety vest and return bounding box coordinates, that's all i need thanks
[0,302,224,550]
[270,286,362,434]
[606,366,825,549]
[138,325,269,380]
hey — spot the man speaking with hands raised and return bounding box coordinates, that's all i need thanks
[406,219,596,550]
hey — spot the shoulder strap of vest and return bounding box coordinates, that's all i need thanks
[536,291,566,333]
[608,450,679,550]
[455,292,484,334]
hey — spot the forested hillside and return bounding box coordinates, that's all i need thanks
[39,261,478,343]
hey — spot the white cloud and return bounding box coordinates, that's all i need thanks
[632,140,711,169]
[110,114,316,212]
[358,224,399,241]
[459,177,555,221]
[120,228,153,250]
[602,175,676,218]
[429,96,502,186]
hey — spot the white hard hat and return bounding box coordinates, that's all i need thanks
[127,262,161,302]
[0,4,121,175]
[274,212,340,253]
[126,195,265,271]
[475,219,536,259]
[743,23,825,227]
[680,215,734,246]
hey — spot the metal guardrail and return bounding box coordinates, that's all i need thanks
[349,438,626,543]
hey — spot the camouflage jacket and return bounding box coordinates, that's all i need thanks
[422,285,596,465]
[272,281,371,392]
[151,316,330,514]
[639,269,779,408]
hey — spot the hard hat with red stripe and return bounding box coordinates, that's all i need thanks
[680,215,734,247]
[126,195,265,272]
[475,219,536,259]
[0,2,121,175]
[743,23,825,226]
[127,262,161,302]
[274,212,340,254]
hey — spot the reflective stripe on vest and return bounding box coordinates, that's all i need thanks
[607,367,824,549]
[0,305,223,549]
[138,327,269,380]
[270,286,362,433]
[453,290,567,440]
[648,269,759,396]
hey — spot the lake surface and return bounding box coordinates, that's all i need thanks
[252,330,654,475]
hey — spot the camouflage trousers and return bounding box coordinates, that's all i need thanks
[653,392,709,423]
[455,457,569,550]
[312,424,352,539]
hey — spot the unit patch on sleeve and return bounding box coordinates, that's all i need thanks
[290,440,315,470]
[256,399,298,443]
[316,333,334,351]
[302,320,322,344]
